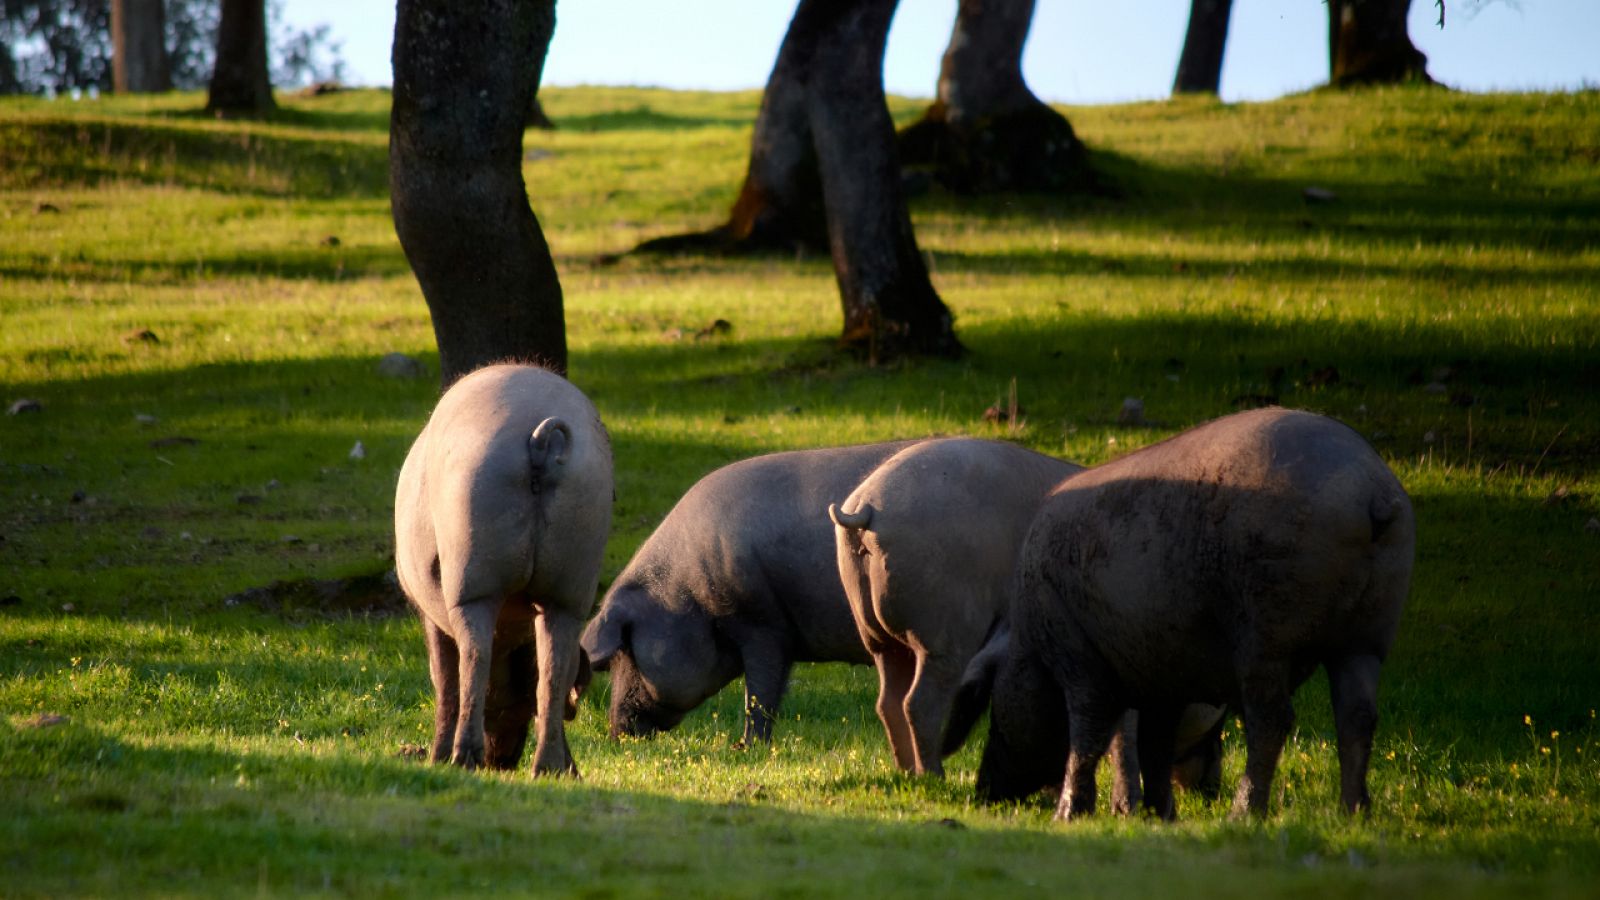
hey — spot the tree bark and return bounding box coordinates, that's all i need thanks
[804,0,959,359]
[1171,0,1233,95]
[633,25,828,256]
[112,0,171,93]
[206,0,274,116]
[526,4,555,131]
[1328,0,1432,87]
[897,0,1087,193]
[391,0,567,385]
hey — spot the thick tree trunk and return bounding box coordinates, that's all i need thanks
[206,0,274,116]
[112,0,171,93]
[1328,0,1432,87]
[527,6,555,131]
[804,0,959,360]
[633,29,828,256]
[1171,0,1233,95]
[391,0,567,385]
[897,0,1086,193]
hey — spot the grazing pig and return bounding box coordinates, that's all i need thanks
[974,407,1413,820]
[581,441,919,743]
[827,438,1080,776]
[395,364,612,776]
[947,627,1226,813]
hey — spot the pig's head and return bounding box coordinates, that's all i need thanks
[580,583,741,738]
[973,641,1070,805]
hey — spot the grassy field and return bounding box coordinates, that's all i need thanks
[2,84,1598,896]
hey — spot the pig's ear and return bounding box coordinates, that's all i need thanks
[580,599,630,672]
[565,647,593,720]
[941,625,1009,758]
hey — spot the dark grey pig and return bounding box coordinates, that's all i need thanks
[947,627,1226,814]
[581,441,919,743]
[395,364,613,776]
[828,438,1080,776]
[974,407,1413,820]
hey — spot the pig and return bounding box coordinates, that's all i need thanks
[947,626,1227,813]
[827,438,1080,776]
[581,441,920,743]
[394,364,613,776]
[972,407,1413,820]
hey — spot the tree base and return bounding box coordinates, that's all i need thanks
[898,100,1090,194]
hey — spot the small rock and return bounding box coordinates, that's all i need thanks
[1302,186,1337,204]
[1585,518,1599,534]
[281,535,303,544]
[349,440,367,461]
[376,352,426,380]
[60,602,75,613]
[265,479,281,491]
[135,413,158,425]
[1423,431,1436,444]
[7,398,42,415]
[1117,397,1146,427]
[121,328,160,345]
[524,148,554,162]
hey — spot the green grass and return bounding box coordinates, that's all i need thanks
[2,84,1598,897]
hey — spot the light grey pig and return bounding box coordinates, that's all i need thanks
[973,407,1413,820]
[828,438,1080,776]
[581,441,919,743]
[395,364,612,776]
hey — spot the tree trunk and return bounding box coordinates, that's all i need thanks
[206,0,274,116]
[1171,0,1233,95]
[632,24,828,256]
[897,0,1087,193]
[1328,0,1432,87]
[391,0,567,385]
[526,4,555,131]
[804,0,959,360]
[112,0,171,93]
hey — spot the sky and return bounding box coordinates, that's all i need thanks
[279,0,1600,105]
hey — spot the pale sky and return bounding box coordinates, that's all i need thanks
[280,0,1600,105]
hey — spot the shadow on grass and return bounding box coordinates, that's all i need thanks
[556,105,753,134]
[0,242,409,285]
[906,148,1600,256]
[0,118,387,198]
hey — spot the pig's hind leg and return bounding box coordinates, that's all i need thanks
[1327,653,1382,814]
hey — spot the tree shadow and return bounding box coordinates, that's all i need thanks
[555,105,754,134]
[0,118,387,198]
